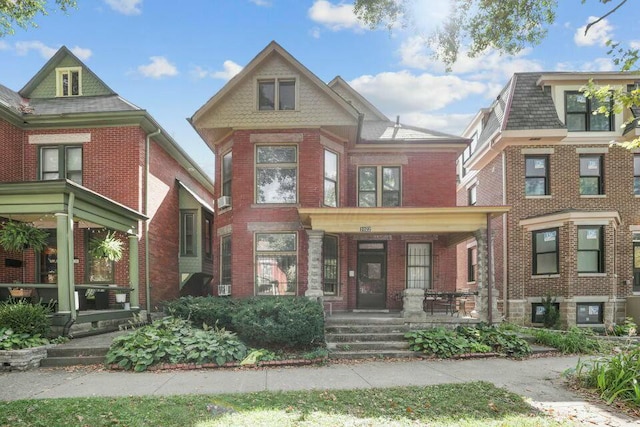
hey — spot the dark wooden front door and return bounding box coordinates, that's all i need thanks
[357,243,387,309]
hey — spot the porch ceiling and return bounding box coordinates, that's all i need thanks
[0,180,147,233]
[298,206,510,234]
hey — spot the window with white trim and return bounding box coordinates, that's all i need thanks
[258,78,295,110]
[324,150,338,207]
[56,67,81,97]
[406,243,432,289]
[222,151,232,197]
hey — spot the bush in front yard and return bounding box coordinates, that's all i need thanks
[164,296,237,330]
[0,299,51,337]
[232,297,324,349]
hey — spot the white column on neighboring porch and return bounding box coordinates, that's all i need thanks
[305,229,324,299]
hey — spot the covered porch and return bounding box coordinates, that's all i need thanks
[298,206,510,324]
[0,180,147,333]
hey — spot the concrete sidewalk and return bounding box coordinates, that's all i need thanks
[0,355,636,425]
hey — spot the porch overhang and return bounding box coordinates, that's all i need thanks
[298,206,510,235]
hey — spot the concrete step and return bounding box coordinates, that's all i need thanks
[327,340,409,351]
[46,346,109,358]
[40,355,106,367]
[326,332,407,342]
[326,325,410,334]
[325,316,406,326]
[329,349,418,359]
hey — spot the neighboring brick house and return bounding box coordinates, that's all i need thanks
[0,47,214,332]
[457,72,640,327]
[191,41,506,320]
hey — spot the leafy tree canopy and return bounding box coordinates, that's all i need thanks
[0,0,76,37]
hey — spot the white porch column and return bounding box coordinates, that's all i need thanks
[305,229,324,299]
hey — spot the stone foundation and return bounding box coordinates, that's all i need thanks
[0,345,49,371]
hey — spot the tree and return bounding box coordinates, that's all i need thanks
[354,0,640,147]
[0,0,77,37]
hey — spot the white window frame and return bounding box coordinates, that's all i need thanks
[56,67,82,97]
[324,149,338,207]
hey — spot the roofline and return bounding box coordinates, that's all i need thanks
[190,41,360,125]
[327,75,389,121]
[536,71,639,86]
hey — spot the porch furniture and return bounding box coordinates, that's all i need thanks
[424,290,478,316]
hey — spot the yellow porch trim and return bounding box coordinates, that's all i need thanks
[298,207,510,234]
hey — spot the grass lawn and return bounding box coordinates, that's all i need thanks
[0,381,573,427]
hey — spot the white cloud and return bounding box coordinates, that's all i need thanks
[137,56,178,79]
[249,0,271,6]
[0,41,9,51]
[15,41,57,58]
[104,0,142,16]
[308,0,367,32]
[401,112,476,135]
[574,16,613,47]
[556,57,614,72]
[630,40,640,49]
[348,71,486,114]
[69,46,92,61]
[190,60,243,80]
[309,27,321,39]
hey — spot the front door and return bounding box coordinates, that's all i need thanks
[357,242,387,309]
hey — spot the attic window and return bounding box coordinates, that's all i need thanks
[57,67,82,97]
[258,78,295,111]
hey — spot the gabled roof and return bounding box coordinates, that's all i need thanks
[20,46,116,97]
[0,83,26,115]
[191,41,360,124]
[328,76,389,121]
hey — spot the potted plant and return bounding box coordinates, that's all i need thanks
[88,231,123,262]
[115,291,127,304]
[0,220,48,253]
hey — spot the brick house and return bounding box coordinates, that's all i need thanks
[0,47,214,332]
[457,72,640,327]
[191,41,506,320]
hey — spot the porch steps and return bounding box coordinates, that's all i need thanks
[40,346,109,367]
[325,314,417,359]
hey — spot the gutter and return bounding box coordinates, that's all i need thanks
[145,128,161,321]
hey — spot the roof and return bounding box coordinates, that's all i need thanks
[327,76,389,121]
[0,84,25,114]
[361,120,467,143]
[27,95,140,115]
[504,73,565,131]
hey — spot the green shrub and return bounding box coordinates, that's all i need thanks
[406,328,480,358]
[0,299,52,336]
[608,317,638,337]
[575,347,640,407]
[105,317,247,372]
[541,294,560,329]
[456,324,531,358]
[164,296,237,330]
[231,297,324,349]
[0,327,49,350]
[534,327,603,354]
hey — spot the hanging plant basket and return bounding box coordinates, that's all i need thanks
[88,231,124,262]
[0,221,49,253]
[9,288,33,298]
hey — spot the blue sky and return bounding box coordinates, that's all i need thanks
[0,0,637,177]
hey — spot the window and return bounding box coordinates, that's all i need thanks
[525,155,549,196]
[579,155,603,195]
[468,185,477,206]
[258,79,295,110]
[460,131,478,178]
[203,213,212,259]
[222,151,232,197]
[467,247,477,282]
[323,235,338,295]
[576,302,603,324]
[565,91,613,131]
[634,155,640,196]
[57,67,81,97]
[406,243,432,289]
[40,146,83,184]
[532,228,559,275]
[358,166,401,207]
[324,150,338,207]
[256,145,297,203]
[531,302,560,324]
[180,210,197,256]
[220,235,232,287]
[255,233,297,295]
[578,226,604,273]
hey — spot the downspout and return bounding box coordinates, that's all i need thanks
[145,129,161,321]
[63,192,76,336]
[487,213,493,325]
[501,151,508,319]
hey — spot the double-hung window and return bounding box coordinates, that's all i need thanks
[324,150,338,207]
[525,155,549,196]
[406,243,432,289]
[323,235,338,295]
[57,67,81,97]
[468,185,477,206]
[220,235,232,287]
[258,78,296,110]
[40,145,83,184]
[222,151,232,197]
[579,155,604,195]
[467,247,477,282]
[256,145,297,203]
[532,228,559,275]
[255,233,297,296]
[358,166,400,207]
[180,210,197,256]
[578,226,604,273]
[565,91,613,131]
[634,155,640,196]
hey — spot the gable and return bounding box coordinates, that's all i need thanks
[196,53,357,129]
[329,78,389,121]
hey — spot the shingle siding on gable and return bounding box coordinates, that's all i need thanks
[29,56,112,98]
[330,83,379,121]
[201,55,356,128]
[504,73,565,131]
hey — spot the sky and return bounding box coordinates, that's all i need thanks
[0,0,637,178]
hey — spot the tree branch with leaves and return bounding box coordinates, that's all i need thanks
[0,0,77,38]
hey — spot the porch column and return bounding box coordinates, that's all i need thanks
[402,288,427,321]
[128,235,139,310]
[475,227,498,323]
[305,229,324,299]
[54,213,73,315]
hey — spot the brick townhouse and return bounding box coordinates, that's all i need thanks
[0,47,214,333]
[457,72,640,327]
[191,41,507,320]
